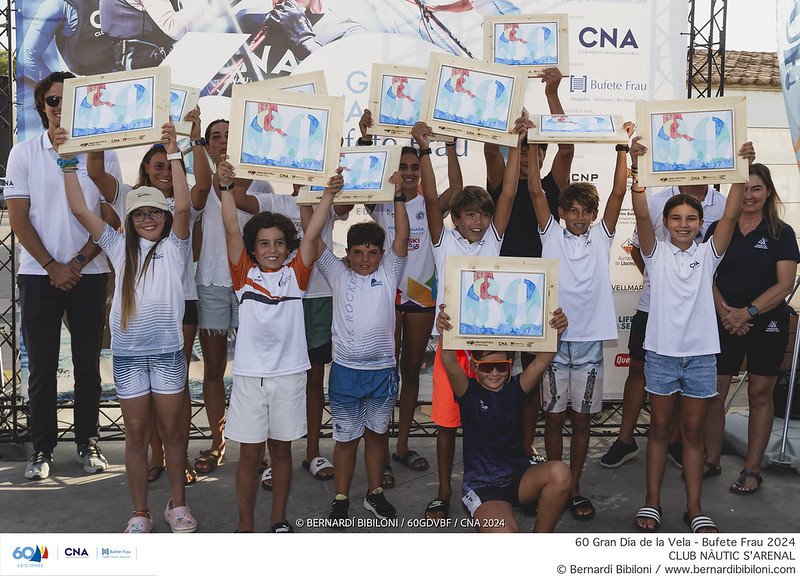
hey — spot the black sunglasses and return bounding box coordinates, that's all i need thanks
[45,96,62,107]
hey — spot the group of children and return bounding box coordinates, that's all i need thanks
[48,71,761,534]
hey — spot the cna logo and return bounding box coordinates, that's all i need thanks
[614,354,631,367]
[415,211,425,221]
[13,545,48,564]
[578,27,639,49]
[63,547,90,559]
[621,238,635,255]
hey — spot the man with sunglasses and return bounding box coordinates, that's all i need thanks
[5,71,121,480]
[435,304,571,533]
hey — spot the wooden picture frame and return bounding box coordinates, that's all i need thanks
[296,145,403,205]
[170,84,200,136]
[419,53,527,147]
[442,255,559,352]
[528,114,629,143]
[484,14,569,77]
[248,71,328,95]
[227,85,344,186]
[367,63,453,142]
[59,66,171,154]
[635,96,748,187]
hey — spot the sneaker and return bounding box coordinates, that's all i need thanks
[364,487,397,520]
[164,499,198,533]
[24,452,52,480]
[599,439,639,468]
[667,441,683,469]
[328,495,350,529]
[124,511,152,533]
[76,442,108,474]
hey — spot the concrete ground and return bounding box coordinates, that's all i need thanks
[1,423,798,534]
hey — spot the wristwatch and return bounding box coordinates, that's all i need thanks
[747,304,759,318]
[75,253,88,267]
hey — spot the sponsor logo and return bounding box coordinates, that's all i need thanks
[570,75,587,93]
[766,320,780,333]
[621,238,635,254]
[63,547,90,559]
[479,400,488,412]
[415,211,424,220]
[614,354,631,367]
[689,261,700,269]
[370,278,383,287]
[100,547,135,560]
[754,237,769,250]
[579,27,639,49]
[408,237,420,252]
[13,545,48,567]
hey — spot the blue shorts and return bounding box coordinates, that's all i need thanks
[328,362,398,442]
[113,350,187,400]
[196,284,238,333]
[644,351,717,399]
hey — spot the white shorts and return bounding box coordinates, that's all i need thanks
[225,372,307,443]
[541,340,604,414]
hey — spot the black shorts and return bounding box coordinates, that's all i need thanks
[471,465,529,508]
[627,310,648,362]
[183,300,198,326]
[716,311,789,377]
[396,304,436,314]
[308,339,333,366]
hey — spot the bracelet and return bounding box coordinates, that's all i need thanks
[357,137,372,146]
[394,193,407,202]
[56,156,79,168]
[219,182,234,191]
[616,144,630,152]
[190,138,206,147]
[61,167,78,174]
[419,147,432,156]
[166,152,182,161]
[42,258,55,269]
[632,187,646,193]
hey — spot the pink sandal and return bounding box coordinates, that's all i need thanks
[124,511,152,533]
[164,499,198,533]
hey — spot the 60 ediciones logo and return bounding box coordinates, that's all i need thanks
[13,545,48,566]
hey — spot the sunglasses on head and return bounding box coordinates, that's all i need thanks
[45,96,62,107]
[473,359,512,373]
[131,209,164,223]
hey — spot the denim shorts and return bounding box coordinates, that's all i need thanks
[196,284,239,332]
[644,351,717,399]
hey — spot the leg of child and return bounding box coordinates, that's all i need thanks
[198,330,228,464]
[474,501,518,533]
[518,461,571,532]
[569,411,592,505]
[236,442,264,532]
[147,400,165,479]
[544,411,566,461]
[394,311,434,464]
[430,425,457,518]
[333,438,360,497]
[119,395,152,513]
[305,363,329,472]
[267,438,292,525]
[618,358,646,444]
[153,390,188,507]
[638,392,678,530]
[681,396,712,522]
[364,428,388,492]
[704,375,733,469]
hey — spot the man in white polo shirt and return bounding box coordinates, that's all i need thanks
[5,71,121,480]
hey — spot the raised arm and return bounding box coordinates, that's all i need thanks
[391,172,410,257]
[163,121,190,240]
[218,157,245,265]
[494,114,529,237]
[483,142,505,192]
[54,129,104,241]
[710,142,755,255]
[186,106,212,208]
[629,136,655,257]
[86,151,118,203]
[527,140,553,232]
[541,67,574,190]
[438,141,463,213]
[519,308,568,394]
[412,121,444,243]
[299,169,343,267]
[602,144,631,234]
[358,108,374,146]
[434,304,469,398]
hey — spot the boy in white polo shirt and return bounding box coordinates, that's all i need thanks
[311,177,409,525]
[528,139,629,521]
[629,137,753,534]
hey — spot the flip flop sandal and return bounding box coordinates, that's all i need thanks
[634,506,662,532]
[303,457,334,480]
[185,467,197,486]
[270,521,294,533]
[569,496,596,521]
[684,512,718,533]
[195,449,223,474]
[392,450,430,471]
[261,467,272,492]
[425,498,449,519]
[381,465,395,489]
[730,469,763,494]
[703,461,722,479]
[147,465,165,483]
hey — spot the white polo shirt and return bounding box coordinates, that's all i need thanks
[540,215,616,342]
[633,186,726,312]
[255,193,338,299]
[643,238,723,357]
[432,222,503,334]
[4,131,121,275]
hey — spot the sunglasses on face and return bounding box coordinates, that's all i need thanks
[131,209,164,223]
[473,359,512,374]
[45,96,62,107]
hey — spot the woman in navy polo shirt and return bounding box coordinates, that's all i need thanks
[703,163,800,494]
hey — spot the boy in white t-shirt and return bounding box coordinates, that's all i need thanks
[528,138,629,521]
[310,175,409,525]
[411,117,526,520]
[630,137,753,534]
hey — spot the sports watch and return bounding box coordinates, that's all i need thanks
[747,304,759,318]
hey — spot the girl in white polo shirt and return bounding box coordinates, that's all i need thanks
[630,136,754,535]
[57,122,197,534]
